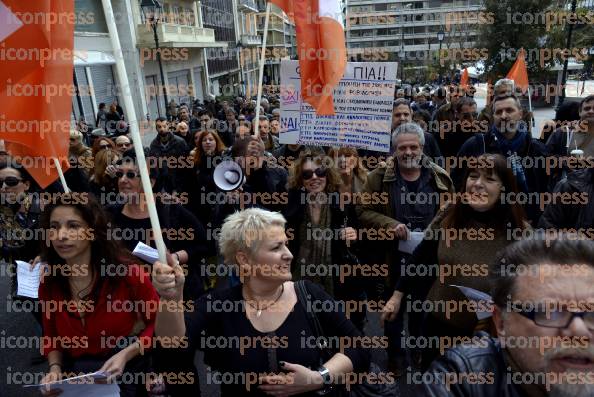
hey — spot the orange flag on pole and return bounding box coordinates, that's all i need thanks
[0,0,73,188]
[269,0,346,115]
[460,68,469,90]
[506,48,529,94]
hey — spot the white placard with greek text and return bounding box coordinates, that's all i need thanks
[279,60,397,152]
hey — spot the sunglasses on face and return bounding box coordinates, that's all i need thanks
[0,176,23,187]
[99,144,111,150]
[115,170,141,179]
[302,167,327,180]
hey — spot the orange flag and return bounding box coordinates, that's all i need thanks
[0,0,73,188]
[506,48,529,94]
[269,0,346,115]
[460,68,469,90]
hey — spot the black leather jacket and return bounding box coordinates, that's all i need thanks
[416,332,532,397]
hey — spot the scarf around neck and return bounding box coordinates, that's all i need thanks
[492,123,529,192]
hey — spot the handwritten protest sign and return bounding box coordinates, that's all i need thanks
[279,60,398,152]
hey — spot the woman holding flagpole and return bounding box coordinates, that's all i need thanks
[152,208,371,396]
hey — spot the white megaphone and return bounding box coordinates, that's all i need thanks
[213,160,245,191]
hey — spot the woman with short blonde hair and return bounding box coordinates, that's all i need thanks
[153,207,371,396]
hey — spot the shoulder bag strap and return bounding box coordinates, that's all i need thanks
[295,281,332,361]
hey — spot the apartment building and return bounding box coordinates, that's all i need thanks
[346,0,485,79]
[256,0,296,86]
[71,0,146,125]
[71,0,234,123]
[236,0,262,97]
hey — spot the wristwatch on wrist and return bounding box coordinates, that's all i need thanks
[318,366,331,384]
[315,366,333,395]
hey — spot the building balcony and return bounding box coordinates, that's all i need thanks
[239,0,258,12]
[241,34,261,46]
[136,22,227,48]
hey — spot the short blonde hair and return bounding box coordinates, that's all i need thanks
[219,208,287,264]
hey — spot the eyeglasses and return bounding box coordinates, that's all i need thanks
[0,176,23,187]
[115,170,141,179]
[99,144,110,150]
[302,167,327,180]
[516,308,594,330]
[117,142,131,148]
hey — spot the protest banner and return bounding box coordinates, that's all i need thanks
[279,60,398,152]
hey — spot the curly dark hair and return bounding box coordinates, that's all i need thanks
[288,151,342,192]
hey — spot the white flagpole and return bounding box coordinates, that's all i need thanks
[254,2,271,139]
[101,0,167,263]
[53,158,70,193]
[527,86,535,127]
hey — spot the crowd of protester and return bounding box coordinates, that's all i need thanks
[1,80,594,397]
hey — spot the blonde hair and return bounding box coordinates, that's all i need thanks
[92,150,120,185]
[219,208,286,264]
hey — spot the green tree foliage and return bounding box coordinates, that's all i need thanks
[478,0,557,81]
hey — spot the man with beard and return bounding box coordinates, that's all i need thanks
[148,117,190,193]
[356,122,453,375]
[455,95,548,224]
[217,108,239,147]
[178,105,200,133]
[546,95,594,159]
[420,235,594,397]
[479,78,533,133]
[435,97,485,159]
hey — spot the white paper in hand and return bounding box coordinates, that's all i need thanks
[132,241,159,264]
[16,260,43,298]
[397,231,424,254]
[25,371,119,397]
[451,284,494,320]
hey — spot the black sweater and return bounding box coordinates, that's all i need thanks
[181,280,371,397]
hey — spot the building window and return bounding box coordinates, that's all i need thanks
[74,0,108,33]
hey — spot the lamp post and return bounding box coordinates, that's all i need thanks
[437,30,444,85]
[141,0,170,120]
[399,48,405,82]
[400,24,405,83]
[558,0,578,110]
[236,41,246,96]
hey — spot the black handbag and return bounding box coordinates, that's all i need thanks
[295,281,397,397]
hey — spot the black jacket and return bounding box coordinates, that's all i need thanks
[418,332,530,397]
[283,189,362,300]
[539,168,594,229]
[242,160,288,212]
[454,129,549,224]
[149,133,191,193]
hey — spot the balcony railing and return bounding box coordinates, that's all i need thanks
[241,34,261,46]
[137,22,223,47]
[239,0,258,12]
